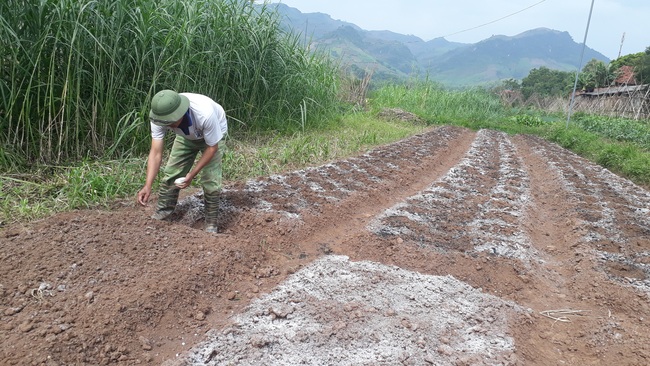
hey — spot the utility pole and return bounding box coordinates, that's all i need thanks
[618,32,626,59]
[567,0,596,128]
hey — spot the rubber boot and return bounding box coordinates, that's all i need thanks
[152,186,180,220]
[204,191,220,233]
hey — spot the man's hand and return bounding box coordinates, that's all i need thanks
[137,186,152,206]
[174,176,193,189]
[182,144,218,187]
[137,139,164,207]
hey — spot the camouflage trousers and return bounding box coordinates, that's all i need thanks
[156,136,224,214]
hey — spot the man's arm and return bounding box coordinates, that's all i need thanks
[175,144,219,189]
[137,139,164,205]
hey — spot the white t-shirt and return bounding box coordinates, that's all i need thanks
[150,93,228,146]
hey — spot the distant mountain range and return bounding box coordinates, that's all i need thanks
[268,3,610,86]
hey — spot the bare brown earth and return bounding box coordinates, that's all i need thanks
[2,125,650,365]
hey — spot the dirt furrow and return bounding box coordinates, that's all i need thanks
[369,130,539,263]
[224,126,471,222]
[511,134,650,364]
[523,135,650,294]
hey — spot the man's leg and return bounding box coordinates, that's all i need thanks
[200,140,224,232]
[153,136,199,220]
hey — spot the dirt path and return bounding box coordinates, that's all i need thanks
[1,126,649,365]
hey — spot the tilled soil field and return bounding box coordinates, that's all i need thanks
[1,126,650,365]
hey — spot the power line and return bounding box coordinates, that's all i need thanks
[439,0,547,39]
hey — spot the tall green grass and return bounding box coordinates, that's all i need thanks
[0,0,339,168]
[369,79,506,126]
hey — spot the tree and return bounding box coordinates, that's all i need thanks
[500,78,521,91]
[580,59,615,90]
[521,67,573,99]
[635,47,650,84]
[609,52,644,71]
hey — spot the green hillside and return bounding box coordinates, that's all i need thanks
[270,4,610,86]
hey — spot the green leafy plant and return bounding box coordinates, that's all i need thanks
[572,114,650,149]
[509,114,544,127]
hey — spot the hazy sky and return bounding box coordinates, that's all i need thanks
[266,0,648,60]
